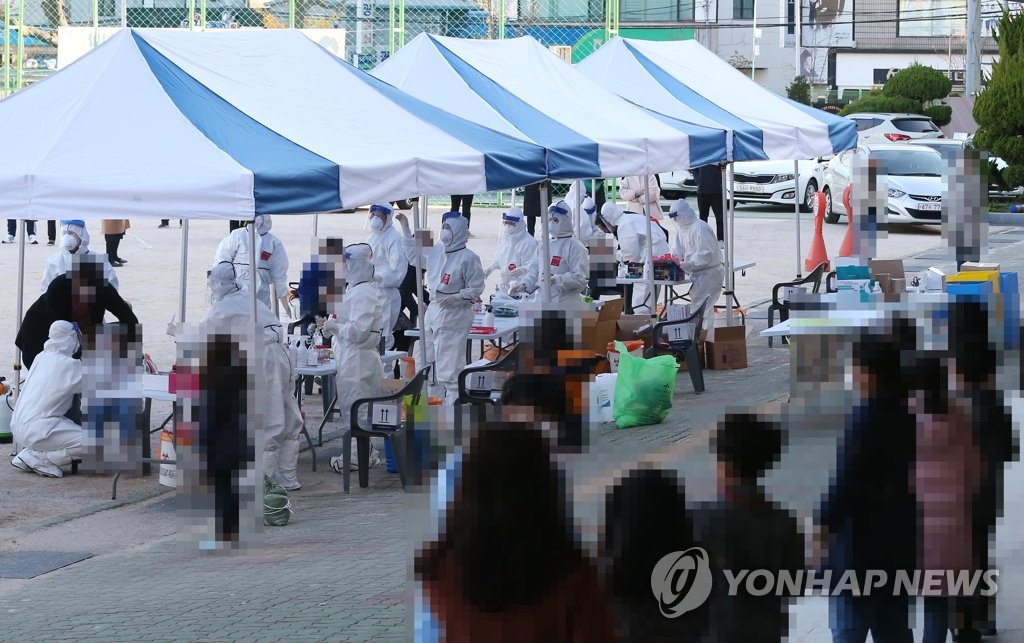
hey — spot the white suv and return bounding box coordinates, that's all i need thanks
[847,113,943,143]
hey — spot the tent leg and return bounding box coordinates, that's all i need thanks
[14,219,26,398]
[179,219,189,324]
[642,178,656,320]
[539,184,551,302]
[794,159,802,279]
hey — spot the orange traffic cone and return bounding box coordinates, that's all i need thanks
[804,192,830,272]
[838,184,855,258]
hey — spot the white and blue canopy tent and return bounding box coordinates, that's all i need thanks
[373,33,732,305]
[0,28,554,392]
[576,36,859,297]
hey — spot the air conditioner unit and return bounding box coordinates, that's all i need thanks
[549,45,572,63]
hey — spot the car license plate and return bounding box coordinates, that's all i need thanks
[735,182,763,194]
[919,202,941,211]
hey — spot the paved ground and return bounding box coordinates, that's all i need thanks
[0,213,1022,641]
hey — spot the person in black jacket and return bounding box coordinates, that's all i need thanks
[522,183,542,237]
[16,256,138,370]
[693,164,725,241]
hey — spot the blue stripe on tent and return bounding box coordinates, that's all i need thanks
[323,53,549,191]
[622,40,766,162]
[639,107,728,168]
[785,99,859,154]
[427,36,601,180]
[132,32,342,214]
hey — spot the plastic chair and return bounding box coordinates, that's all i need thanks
[343,366,430,493]
[825,270,838,293]
[635,296,711,394]
[456,342,520,406]
[767,261,828,347]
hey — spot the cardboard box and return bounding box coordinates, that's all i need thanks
[581,298,624,357]
[868,259,906,281]
[961,262,1001,272]
[705,325,748,370]
[949,270,1001,294]
[617,314,654,347]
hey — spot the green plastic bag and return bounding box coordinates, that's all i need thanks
[612,340,679,429]
[263,475,292,527]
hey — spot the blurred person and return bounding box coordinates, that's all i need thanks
[816,324,918,643]
[101,218,130,267]
[10,321,84,478]
[17,255,138,370]
[415,424,615,643]
[510,201,587,306]
[618,174,661,219]
[4,218,38,244]
[695,413,804,643]
[909,354,982,643]
[41,219,119,293]
[668,198,725,318]
[82,323,145,473]
[598,202,668,315]
[692,163,725,241]
[600,467,708,642]
[449,194,474,228]
[214,214,290,311]
[484,207,537,297]
[366,203,408,351]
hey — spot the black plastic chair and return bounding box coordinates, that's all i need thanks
[343,366,430,493]
[635,296,711,394]
[767,261,828,347]
[456,342,520,406]
[825,270,838,293]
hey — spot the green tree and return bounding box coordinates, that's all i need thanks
[786,76,811,105]
[881,64,952,103]
[839,93,922,117]
[974,10,1024,188]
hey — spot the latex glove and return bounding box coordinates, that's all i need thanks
[509,282,525,295]
[322,316,339,336]
[373,273,384,284]
[394,212,411,236]
[484,264,497,277]
[436,294,459,309]
[278,294,291,313]
[508,266,527,277]
[680,261,697,273]
[549,274,566,289]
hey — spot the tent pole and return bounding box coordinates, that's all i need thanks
[573,179,583,238]
[794,159,802,279]
[313,213,319,239]
[414,197,429,375]
[642,178,656,320]
[726,163,735,323]
[248,221,263,492]
[14,219,26,397]
[539,184,552,302]
[179,219,189,323]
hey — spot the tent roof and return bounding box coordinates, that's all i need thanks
[372,34,729,177]
[0,29,549,221]
[576,37,858,161]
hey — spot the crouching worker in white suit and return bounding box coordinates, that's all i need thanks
[179,262,305,490]
[11,320,84,478]
[668,198,725,322]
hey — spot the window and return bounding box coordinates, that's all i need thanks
[734,0,755,19]
[898,0,965,37]
[850,117,881,131]
[620,0,695,22]
[892,118,940,133]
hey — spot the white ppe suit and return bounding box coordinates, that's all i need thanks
[516,203,588,306]
[601,203,669,315]
[197,265,304,490]
[213,215,290,311]
[41,220,119,293]
[485,208,538,296]
[324,244,385,427]
[619,175,662,218]
[669,199,725,317]
[422,215,485,403]
[11,321,84,476]
[367,206,408,350]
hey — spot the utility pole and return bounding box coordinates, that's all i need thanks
[751,0,759,80]
[965,0,981,95]
[794,0,802,78]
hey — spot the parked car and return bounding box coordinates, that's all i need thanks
[728,159,826,212]
[847,112,943,143]
[821,143,945,225]
[658,170,696,199]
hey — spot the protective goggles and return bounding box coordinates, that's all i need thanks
[369,204,393,216]
[548,203,570,216]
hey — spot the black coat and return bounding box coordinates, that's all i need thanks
[15,274,138,370]
[693,165,723,195]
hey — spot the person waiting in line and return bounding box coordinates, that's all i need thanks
[101,218,130,267]
[694,413,804,643]
[522,182,543,237]
[10,321,84,478]
[3,218,39,244]
[415,423,616,643]
[618,174,662,219]
[693,163,725,242]
[599,467,709,642]
[449,194,474,229]
[45,220,56,245]
[41,219,119,293]
[17,255,138,371]
[82,323,145,474]
[484,206,537,298]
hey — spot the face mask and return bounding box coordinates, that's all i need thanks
[549,217,560,227]
[61,233,79,253]
[370,217,384,232]
[440,229,454,246]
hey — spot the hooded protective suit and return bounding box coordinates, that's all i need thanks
[41,220,119,293]
[619,175,662,218]
[485,207,538,296]
[198,261,304,490]
[422,214,485,403]
[324,244,385,425]
[669,198,725,316]
[367,204,408,350]
[11,321,84,477]
[600,203,668,315]
[213,215,290,311]
[515,201,588,306]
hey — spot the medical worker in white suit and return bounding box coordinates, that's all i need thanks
[366,204,408,350]
[323,244,385,426]
[668,198,725,319]
[618,175,662,218]
[11,321,84,478]
[41,220,118,293]
[484,207,538,296]
[214,214,290,311]
[512,200,588,306]
[599,202,669,315]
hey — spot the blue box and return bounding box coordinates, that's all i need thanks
[1001,272,1020,349]
[946,280,994,299]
